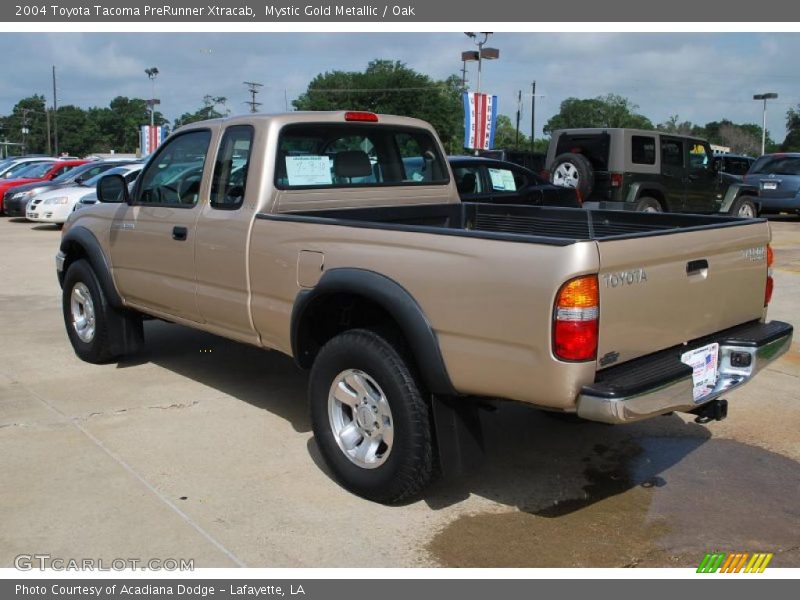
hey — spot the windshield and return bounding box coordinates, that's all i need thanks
[13,162,54,179]
[749,155,800,176]
[52,162,94,183]
[5,161,53,178]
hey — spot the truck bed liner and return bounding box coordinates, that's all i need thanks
[259,203,758,245]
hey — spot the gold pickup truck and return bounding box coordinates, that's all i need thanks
[56,112,793,503]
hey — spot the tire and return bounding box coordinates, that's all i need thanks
[309,329,434,504]
[62,259,119,364]
[730,196,758,218]
[550,153,594,199]
[634,196,663,213]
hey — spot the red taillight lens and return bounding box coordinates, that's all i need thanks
[553,275,599,361]
[765,244,774,306]
[344,111,378,122]
[610,172,623,188]
[540,169,551,181]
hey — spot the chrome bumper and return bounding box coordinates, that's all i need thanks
[577,321,793,424]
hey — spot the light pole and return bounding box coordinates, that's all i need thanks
[753,92,778,156]
[145,67,160,127]
[462,32,499,96]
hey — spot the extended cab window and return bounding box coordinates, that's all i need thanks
[276,124,448,189]
[136,130,211,206]
[211,125,253,209]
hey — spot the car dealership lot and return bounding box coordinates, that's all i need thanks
[1,216,799,569]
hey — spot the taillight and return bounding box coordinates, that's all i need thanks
[610,172,623,187]
[540,169,551,181]
[553,275,599,361]
[344,111,378,122]
[765,244,774,306]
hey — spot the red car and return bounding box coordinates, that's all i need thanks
[0,160,88,213]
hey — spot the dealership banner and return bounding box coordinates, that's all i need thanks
[2,0,800,21]
[140,125,167,156]
[463,92,498,151]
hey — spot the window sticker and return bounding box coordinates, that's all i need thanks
[285,155,332,186]
[488,168,517,192]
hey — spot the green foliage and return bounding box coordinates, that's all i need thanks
[492,114,529,149]
[543,94,653,134]
[292,60,464,153]
[657,115,774,155]
[173,96,229,129]
[781,106,800,152]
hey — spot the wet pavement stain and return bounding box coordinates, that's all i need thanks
[427,437,800,568]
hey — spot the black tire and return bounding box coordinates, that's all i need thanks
[635,196,663,213]
[550,152,594,199]
[309,329,434,504]
[730,196,758,218]
[62,259,119,364]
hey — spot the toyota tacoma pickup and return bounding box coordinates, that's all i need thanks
[56,111,793,503]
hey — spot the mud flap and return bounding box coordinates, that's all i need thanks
[106,308,145,358]
[431,396,485,477]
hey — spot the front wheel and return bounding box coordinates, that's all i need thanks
[309,329,434,504]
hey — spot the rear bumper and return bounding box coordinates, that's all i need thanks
[757,196,800,213]
[576,320,793,424]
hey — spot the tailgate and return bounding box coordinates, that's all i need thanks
[596,221,770,368]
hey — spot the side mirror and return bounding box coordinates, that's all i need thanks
[96,174,129,204]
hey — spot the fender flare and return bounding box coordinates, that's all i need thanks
[625,182,669,209]
[719,182,760,213]
[59,226,123,308]
[290,268,456,395]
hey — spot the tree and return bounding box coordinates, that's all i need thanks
[703,120,771,155]
[543,94,653,134]
[781,105,800,152]
[5,95,49,154]
[492,114,529,149]
[293,60,464,152]
[657,115,702,137]
[54,105,108,156]
[173,95,228,129]
[94,96,165,153]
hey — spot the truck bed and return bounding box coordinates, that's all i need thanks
[258,203,758,245]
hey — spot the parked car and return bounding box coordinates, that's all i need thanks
[3,160,134,217]
[712,154,755,179]
[57,111,791,503]
[744,153,800,216]
[544,128,756,216]
[477,148,547,173]
[0,157,56,180]
[449,156,580,207]
[27,163,143,224]
[0,160,87,213]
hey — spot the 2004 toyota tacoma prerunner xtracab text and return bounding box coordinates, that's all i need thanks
[56,111,793,503]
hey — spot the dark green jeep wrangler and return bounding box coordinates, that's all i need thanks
[544,128,758,216]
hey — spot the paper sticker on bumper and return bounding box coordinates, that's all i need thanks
[681,343,719,403]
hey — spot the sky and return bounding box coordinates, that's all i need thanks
[1,32,798,141]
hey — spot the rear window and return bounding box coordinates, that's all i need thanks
[631,135,656,165]
[554,132,609,171]
[276,124,448,189]
[749,155,800,176]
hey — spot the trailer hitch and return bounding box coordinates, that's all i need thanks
[690,399,728,424]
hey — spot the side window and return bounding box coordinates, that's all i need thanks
[661,139,684,167]
[631,136,656,165]
[211,125,253,210]
[488,167,519,193]
[453,167,483,195]
[52,165,72,178]
[689,143,709,169]
[136,130,211,206]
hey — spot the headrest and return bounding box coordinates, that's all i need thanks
[334,150,372,178]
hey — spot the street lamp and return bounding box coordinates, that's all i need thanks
[462,32,500,96]
[753,92,778,156]
[145,67,160,127]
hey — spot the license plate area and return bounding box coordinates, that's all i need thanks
[681,342,719,403]
[762,181,778,190]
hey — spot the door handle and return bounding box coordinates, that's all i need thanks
[686,259,708,275]
[172,226,188,241]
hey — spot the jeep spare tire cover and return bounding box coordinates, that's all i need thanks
[550,153,594,199]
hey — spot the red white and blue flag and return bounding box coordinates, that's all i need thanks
[463,92,498,150]
[140,125,167,156]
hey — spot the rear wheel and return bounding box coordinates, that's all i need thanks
[635,196,663,213]
[730,196,758,218]
[550,153,594,199]
[309,329,434,504]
